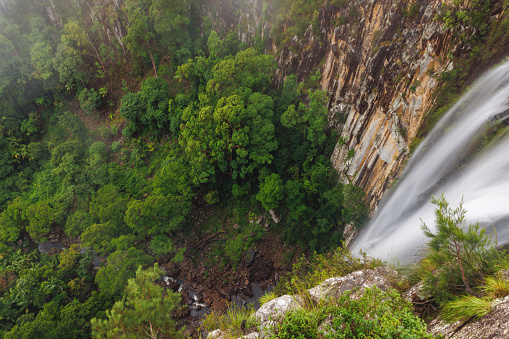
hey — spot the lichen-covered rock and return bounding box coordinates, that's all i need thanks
[237,332,260,339]
[252,295,302,323]
[258,320,276,339]
[207,329,225,339]
[307,266,397,302]
[428,295,509,338]
[403,281,431,303]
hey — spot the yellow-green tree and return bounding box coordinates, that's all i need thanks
[92,264,184,339]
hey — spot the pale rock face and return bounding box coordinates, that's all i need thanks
[252,295,302,323]
[402,281,432,303]
[237,332,260,339]
[207,329,225,339]
[428,295,509,338]
[307,266,397,302]
[317,315,338,336]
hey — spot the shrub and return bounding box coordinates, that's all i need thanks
[419,195,506,305]
[403,3,420,18]
[78,88,101,115]
[269,287,434,339]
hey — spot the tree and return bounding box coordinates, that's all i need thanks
[94,247,153,297]
[180,93,277,187]
[0,197,30,242]
[207,31,223,59]
[149,0,190,63]
[123,0,158,77]
[124,194,190,237]
[89,184,129,225]
[25,200,65,241]
[256,173,284,211]
[92,264,184,339]
[119,78,171,138]
[420,195,503,304]
[206,48,275,101]
[281,89,329,152]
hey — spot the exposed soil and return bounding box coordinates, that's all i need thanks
[160,211,301,338]
[70,98,126,145]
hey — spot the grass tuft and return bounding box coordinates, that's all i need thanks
[201,303,257,338]
[484,275,509,299]
[441,295,492,323]
[259,291,277,306]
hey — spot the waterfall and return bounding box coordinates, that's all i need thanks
[352,60,509,263]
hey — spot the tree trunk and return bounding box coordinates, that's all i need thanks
[149,53,158,78]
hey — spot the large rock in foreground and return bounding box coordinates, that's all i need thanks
[308,266,397,302]
[428,295,509,338]
[252,295,303,323]
[247,266,397,338]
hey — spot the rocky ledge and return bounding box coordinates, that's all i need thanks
[207,266,509,339]
[207,266,398,339]
[428,295,509,339]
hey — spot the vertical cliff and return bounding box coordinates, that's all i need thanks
[273,0,509,209]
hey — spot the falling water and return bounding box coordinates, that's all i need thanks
[352,60,509,263]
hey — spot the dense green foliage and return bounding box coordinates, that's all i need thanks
[268,287,434,339]
[0,0,370,336]
[0,247,113,338]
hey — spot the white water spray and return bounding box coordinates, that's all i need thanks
[352,60,509,263]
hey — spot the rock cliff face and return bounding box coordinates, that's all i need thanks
[274,0,460,208]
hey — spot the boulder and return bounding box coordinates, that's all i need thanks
[237,333,259,339]
[245,249,256,267]
[207,329,225,339]
[428,295,509,338]
[307,266,397,302]
[250,257,271,281]
[402,281,431,303]
[253,295,302,323]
